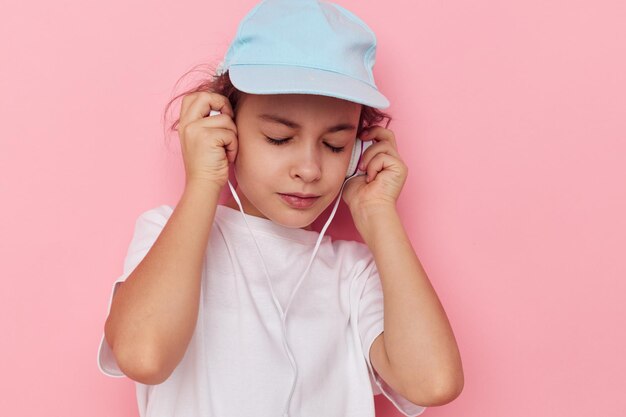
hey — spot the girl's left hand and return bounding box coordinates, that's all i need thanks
[342,126,408,215]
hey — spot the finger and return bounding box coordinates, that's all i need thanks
[219,128,239,164]
[195,126,239,164]
[179,92,197,125]
[179,122,238,159]
[364,152,405,182]
[179,92,209,126]
[193,113,238,136]
[180,92,234,128]
[358,141,399,172]
[360,126,397,149]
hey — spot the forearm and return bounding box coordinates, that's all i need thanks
[105,180,221,383]
[353,205,463,398]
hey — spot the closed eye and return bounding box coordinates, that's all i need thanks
[264,136,345,153]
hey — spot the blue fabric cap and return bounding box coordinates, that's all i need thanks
[216,0,390,109]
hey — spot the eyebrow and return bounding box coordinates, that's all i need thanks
[258,113,356,133]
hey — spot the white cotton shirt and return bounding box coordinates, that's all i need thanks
[97,204,427,417]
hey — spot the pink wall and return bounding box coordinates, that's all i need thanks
[1,0,624,416]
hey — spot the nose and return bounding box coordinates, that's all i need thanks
[290,142,322,183]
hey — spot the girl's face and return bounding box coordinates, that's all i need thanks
[225,93,362,230]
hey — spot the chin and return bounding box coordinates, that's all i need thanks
[268,210,317,229]
[264,201,325,229]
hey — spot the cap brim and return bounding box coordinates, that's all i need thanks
[228,64,390,109]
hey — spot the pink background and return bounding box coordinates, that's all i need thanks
[1,0,624,416]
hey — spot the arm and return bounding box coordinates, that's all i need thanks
[353,204,464,406]
[104,180,221,384]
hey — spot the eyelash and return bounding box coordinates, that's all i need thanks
[264,136,345,153]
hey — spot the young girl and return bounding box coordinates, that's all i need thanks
[97,0,463,416]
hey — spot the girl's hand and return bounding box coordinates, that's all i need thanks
[342,126,408,215]
[177,92,238,188]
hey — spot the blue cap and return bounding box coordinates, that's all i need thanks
[216,0,390,109]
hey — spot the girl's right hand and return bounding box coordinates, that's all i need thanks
[177,92,238,189]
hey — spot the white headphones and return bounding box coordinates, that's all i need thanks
[346,137,372,178]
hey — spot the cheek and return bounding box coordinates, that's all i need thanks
[234,135,261,170]
[323,158,350,187]
[336,148,354,174]
[235,142,277,185]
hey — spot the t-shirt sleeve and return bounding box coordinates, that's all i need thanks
[96,205,173,378]
[356,250,428,417]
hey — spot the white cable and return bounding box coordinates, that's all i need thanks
[227,171,361,417]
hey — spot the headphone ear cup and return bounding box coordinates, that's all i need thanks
[346,138,373,178]
[346,138,363,178]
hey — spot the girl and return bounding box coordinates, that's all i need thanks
[97,0,463,416]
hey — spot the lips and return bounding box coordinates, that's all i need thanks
[279,193,320,209]
[284,192,320,198]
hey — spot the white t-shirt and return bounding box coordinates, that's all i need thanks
[97,204,427,417]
